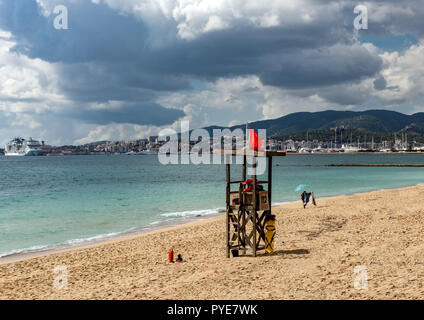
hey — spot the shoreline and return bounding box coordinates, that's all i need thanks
[0,182,422,266]
[0,211,224,265]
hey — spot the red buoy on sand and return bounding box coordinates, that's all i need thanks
[168,249,174,263]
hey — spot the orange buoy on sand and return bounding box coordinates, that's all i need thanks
[168,249,174,263]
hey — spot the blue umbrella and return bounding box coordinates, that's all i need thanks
[294,184,309,192]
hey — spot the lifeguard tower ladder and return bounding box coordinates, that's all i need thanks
[225,150,286,257]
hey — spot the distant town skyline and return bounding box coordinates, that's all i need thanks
[1,1,424,146]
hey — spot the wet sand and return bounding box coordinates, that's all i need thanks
[1,185,424,299]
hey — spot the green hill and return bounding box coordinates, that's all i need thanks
[203,110,424,141]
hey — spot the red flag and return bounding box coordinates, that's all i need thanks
[249,129,263,151]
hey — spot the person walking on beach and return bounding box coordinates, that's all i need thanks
[301,191,316,208]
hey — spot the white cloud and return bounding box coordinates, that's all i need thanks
[157,75,342,128]
[73,122,160,145]
[374,41,424,104]
[0,34,66,112]
[94,0,337,40]
[0,30,11,39]
[203,15,228,33]
[0,30,82,145]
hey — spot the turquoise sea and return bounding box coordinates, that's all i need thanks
[0,153,423,258]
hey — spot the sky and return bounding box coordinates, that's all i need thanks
[0,0,423,145]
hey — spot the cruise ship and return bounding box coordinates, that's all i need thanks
[4,138,43,156]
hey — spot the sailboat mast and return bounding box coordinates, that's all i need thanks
[405,131,408,150]
[334,128,337,146]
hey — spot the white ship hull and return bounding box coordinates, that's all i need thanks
[4,149,42,156]
[4,138,43,156]
[4,152,26,156]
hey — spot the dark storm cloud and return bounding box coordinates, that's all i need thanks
[65,102,185,126]
[55,62,189,103]
[374,76,387,90]
[139,22,353,80]
[259,44,383,89]
[0,0,189,126]
[0,0,149,64]
[1,0,424,132]
[0,0,191,102]
[0,0,379,96]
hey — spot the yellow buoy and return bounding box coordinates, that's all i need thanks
[265,215,276,254]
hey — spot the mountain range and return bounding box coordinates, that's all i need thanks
[203,110,424,138]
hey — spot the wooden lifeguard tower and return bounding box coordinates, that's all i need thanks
[225,149,286,257]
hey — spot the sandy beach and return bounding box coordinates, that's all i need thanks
[1,185,424,300]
